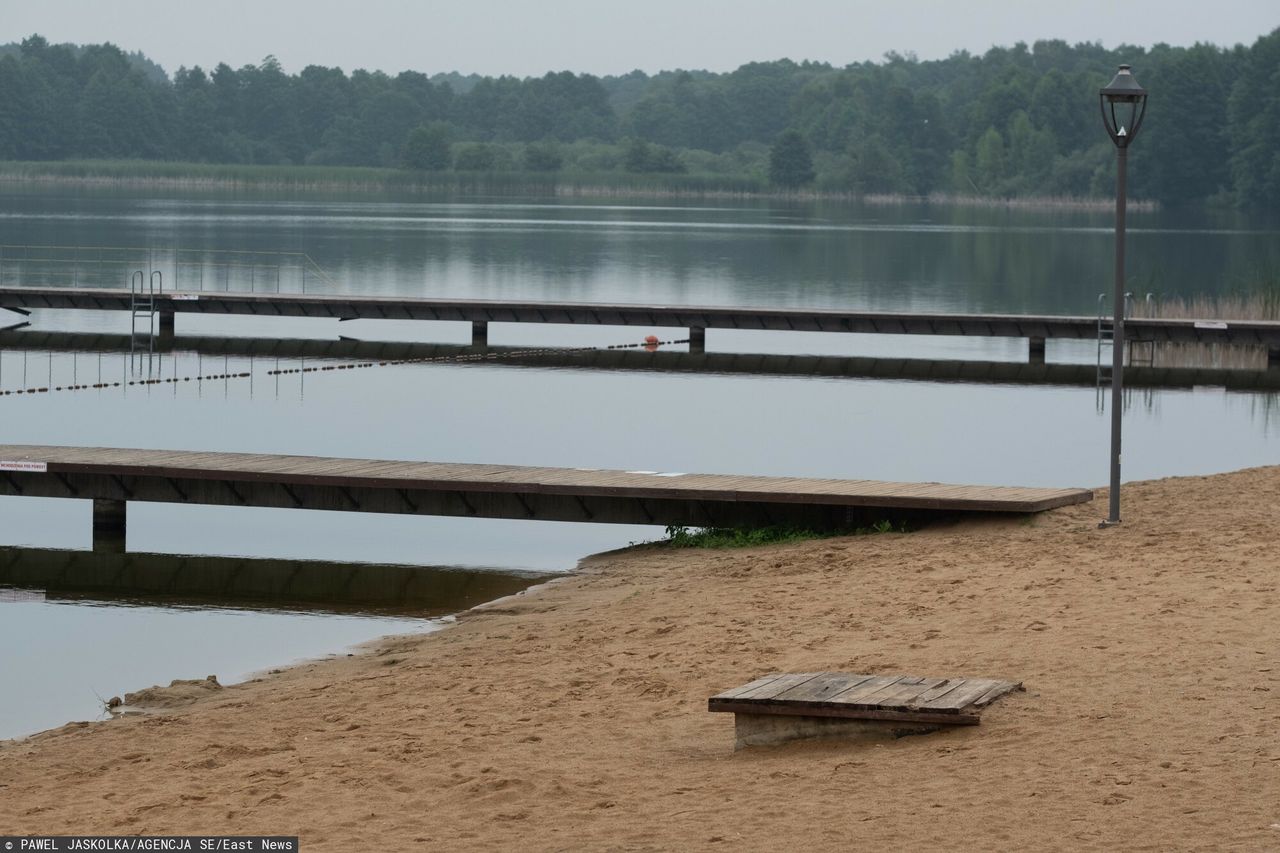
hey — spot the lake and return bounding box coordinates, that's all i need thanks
[1,187,1278,739]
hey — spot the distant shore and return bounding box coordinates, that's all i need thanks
[2,465,1276,849]
[0,160,1155,212]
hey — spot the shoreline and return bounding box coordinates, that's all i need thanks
[0,165,1155,212]
[3,466,1278,849]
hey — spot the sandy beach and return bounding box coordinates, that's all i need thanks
[2,466,1279,850]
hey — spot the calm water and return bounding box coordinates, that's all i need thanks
[2,188,1278,739]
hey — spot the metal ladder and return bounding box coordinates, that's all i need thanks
[129,270,162,374]
[1096,293,1117,390]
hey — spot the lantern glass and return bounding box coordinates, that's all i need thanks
[1099,64,1148,148]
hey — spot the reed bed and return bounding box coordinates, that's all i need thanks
[1131,290,1280,322]
[864,191,1159,212]
[0,160,1156,210]
[1135,341,1270,371]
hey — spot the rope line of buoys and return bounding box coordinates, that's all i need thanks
[0,372,253,396]
[0,336,688,398]
[263,336,689,377]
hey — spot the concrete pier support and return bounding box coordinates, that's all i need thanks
[1028,336,1046,364]
[1269,346,1280,370]
[689,326,706,353]
[471,321,489,347]
[92,499,126,553]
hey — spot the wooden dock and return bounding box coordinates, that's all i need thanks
[5,286,1280,359]
[3,330,1278,391]
[0,445,1092,551]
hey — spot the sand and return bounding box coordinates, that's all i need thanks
[2,467,1279,850]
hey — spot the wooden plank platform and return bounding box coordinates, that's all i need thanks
[0,445,1093,522]
[709,672,1023,725]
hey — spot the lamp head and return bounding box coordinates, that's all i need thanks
[1100,64,1148,149]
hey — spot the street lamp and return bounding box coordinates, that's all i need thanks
[1098,64,1148,528]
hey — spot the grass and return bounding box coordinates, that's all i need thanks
[661,520,906,549]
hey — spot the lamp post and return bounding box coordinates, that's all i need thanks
[1098,64,1148,528]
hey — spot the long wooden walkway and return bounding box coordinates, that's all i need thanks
[5,286,1280,355]
[4,330,1278,390]
[0,445,1092,550]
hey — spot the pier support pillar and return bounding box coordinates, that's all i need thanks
[689,326,706,353]
[1028,337,1046,365]
[1269,346,1280,370]
[471,321,489,348]
[157,311,175,348]
[92,499,126,554]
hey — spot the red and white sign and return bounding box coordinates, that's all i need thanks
[171,293,200,301]
[0,460,48,473]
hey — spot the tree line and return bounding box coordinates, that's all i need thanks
[0,30,1278,208]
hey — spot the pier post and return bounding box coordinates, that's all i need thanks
[471,321,488,347]
[1269,346,1280,370]
[689,326,706,353]
[92,499,126,553]
[157,310,175,348]
[1028,337,1046,364]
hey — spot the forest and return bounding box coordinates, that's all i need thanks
[0,28,1278,208]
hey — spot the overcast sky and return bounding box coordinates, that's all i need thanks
[4,0,1277,77]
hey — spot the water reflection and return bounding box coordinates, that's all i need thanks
[3,192,1278,318]
[0,546,541,617]
[0,547,543,740]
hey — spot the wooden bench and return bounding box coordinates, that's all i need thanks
[709,672,1022,749]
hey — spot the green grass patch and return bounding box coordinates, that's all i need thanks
[661,520,907,549]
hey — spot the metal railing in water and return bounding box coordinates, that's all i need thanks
[0,244,338,294]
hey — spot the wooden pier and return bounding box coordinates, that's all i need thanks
[3,330,1278,391]
[0,445,1093,552]
[4,286,1280,360]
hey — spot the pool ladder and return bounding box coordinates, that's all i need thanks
[130,269,163,374]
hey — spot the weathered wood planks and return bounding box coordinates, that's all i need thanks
[0,445,1093,515]
[709,672,1023,725]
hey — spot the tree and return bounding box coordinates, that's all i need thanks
[454,142,497,170]
[974,126,1006,192]
[623,138,685,173]
[403,122,451,170]
[522,140,563,171]
[768,129,815,187]
[846,135,906,193]
[1228,28,1280,208]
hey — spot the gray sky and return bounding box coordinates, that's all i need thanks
[4,0,1277,77]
